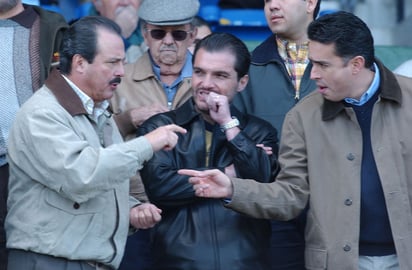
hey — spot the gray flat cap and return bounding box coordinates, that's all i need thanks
[139,0,200,26]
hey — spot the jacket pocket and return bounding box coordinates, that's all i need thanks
[305,246,327,270]
[45,190,105,215]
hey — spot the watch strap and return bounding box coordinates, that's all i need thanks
[220,117,239,132]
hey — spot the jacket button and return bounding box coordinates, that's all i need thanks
[238,137,245,146]
[343,244,351,252]
[346,153,355,161]
[73,202,80,209]
[344,198,353,206]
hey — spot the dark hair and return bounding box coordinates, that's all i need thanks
[313,0,321,19]
[59,16,122,74]
[308,11,375,68]
[192,32,251,79]
[192,15,211,29]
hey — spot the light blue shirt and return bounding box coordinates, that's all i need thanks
[152,51,193,109]
[345,63,380,106]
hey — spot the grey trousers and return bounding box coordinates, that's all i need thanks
[8,249,111,270]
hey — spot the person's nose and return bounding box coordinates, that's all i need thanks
[267,0,281,10]
[116,62,125,77]
[201,74,214,89]
[162,32,175,44]
[118,0,131,6]
[310,65,320,80]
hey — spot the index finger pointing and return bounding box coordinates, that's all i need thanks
[178,169,200,177]
[166,124,187,134]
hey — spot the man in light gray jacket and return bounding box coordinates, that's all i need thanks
[5,16,185,270]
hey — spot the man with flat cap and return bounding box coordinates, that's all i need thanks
[111,0,199,141]
[110,1,199,269]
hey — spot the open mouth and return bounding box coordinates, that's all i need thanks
[318,85,328,93]
[196,90,214,103]
[198,90,210,97]
[109,77,121,88]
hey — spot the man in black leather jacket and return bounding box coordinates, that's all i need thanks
[137,33,279,270]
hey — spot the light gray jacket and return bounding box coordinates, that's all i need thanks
[6,69,153,269]
[227,62,412,270]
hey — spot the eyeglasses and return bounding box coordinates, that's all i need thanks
[146,29,192,41]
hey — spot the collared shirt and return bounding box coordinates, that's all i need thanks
[276,37,310,100]
[152,51,193,109]
[345,63,380,106]
[62,75,109,122]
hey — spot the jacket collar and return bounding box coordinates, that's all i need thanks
[129,52,156,82]
[251,34,284,64]
[11,5,36,28]
[45,68,88,116]
[322,59,402,121]
[174,98,247,128]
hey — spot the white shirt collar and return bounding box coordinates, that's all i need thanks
[62,75,109,121]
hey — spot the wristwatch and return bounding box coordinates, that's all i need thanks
[220,117,240,132]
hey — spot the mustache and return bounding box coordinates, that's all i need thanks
[160,45,177,52]
[109,77,121,85]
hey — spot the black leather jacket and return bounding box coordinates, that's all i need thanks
[137,99,279,270]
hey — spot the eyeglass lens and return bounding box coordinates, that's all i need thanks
[148,29,189,41]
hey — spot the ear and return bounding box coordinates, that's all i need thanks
[236,74,249,93]
[306,0,318,15]
[72,54,87,74]
[141,27,150,44]
[350,56,366,74]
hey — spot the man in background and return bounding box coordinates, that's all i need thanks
[0,1,67,268]
[188,15,212,54]
[232,0,321,269]
[110,1,199,269]
[111,0,199,140]
[90,0,146,63]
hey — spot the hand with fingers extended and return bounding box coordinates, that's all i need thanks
[178,169,233,198]
[130,202,162,229]
[144,124,186,151]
